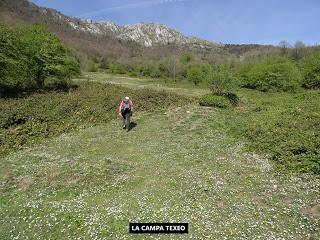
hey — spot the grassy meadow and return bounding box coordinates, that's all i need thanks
[1,72,319,239]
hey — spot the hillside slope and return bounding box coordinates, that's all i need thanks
[0,0,136,58]
[0,0,279,61]
[0,0,217,51]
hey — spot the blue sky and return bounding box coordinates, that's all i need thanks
[30,0,320,45]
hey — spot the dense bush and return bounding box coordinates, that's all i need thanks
[186,65,205,85]
[239,57,302,92]
[108,61,126,74]
[300,53,320,89]
[0,24,80,96]
[198,94,230,108]
[206,65,238,95]
[224,90,320,174]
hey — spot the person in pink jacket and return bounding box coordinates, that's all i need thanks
[119,96,133,129]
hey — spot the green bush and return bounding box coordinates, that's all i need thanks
[241,57,302,92]
[223,92,240,106]
[223,90,320,174]
[0,24,80,96]
[234,62,255,85]
[198,94,231,108]
[187,65,204,85]
[205,65,238,95]
[300,53,320,89]
[88,60,99,72]
[108,61,126,74]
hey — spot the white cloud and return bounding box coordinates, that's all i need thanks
[78,0,188,18]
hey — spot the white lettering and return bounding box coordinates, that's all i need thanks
[141,225,164,231]
[131,226,139,231]
[165,225,185,231]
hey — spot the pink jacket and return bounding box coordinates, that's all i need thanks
[119,100,133,110]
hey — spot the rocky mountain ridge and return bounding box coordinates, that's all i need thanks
[8,0,217,49]
[0,0,277,60]
[62,16,218,49]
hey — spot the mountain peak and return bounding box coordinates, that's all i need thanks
[66,18,219,48]
[1,0,219,49]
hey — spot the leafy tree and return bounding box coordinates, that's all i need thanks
[158,62,170,77]
[187,65,204,85]
[108,61,125,74]
[180,52,193,64]
[0,24,80,95]
[0,25,32,92]
[205,65,237,95]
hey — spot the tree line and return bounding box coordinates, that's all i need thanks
[94,45,320,92]
[1,23,320,97]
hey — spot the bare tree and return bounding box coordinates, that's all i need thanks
[168,56,180,82]
[279,40,291,55]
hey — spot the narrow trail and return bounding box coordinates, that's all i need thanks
[1,104,319,239]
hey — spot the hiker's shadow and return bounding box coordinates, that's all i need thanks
[128,122,137,132]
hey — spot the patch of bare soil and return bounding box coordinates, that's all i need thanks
[303,204,320,219]
[284,194,294,204]
[18,176,33,191]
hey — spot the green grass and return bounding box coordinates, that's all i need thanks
[0,73,319,239]
[222,89,320,174]
[91,69,319,174]
[0,81,192,157]
[1,105,319,239]
[75,72,210,97]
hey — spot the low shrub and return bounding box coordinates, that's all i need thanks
[223,92,240,106]
[198,94,231,108]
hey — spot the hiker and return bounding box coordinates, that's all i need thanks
[119,96,133,129]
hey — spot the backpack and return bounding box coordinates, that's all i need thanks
[123,100,131,110]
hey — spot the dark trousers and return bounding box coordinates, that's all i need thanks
[121,109,132,125]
